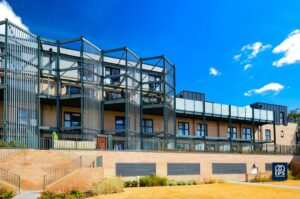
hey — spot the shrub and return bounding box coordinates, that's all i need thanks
[38,190,85,199]
[176,180,186,186]
[0,188,14,199]
[92,177,124,195]
[124,180,139,188]
[187,180,197,185]
[139,175,168,187]
[203,178,217,184]
[250,176,271,183]
[167,179,177,186]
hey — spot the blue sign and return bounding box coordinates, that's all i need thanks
[272,162,288,181]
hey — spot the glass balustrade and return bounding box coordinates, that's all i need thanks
[175,98,274,122]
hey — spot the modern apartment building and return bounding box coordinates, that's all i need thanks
[0,20,298,151]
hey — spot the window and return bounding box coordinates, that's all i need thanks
[243,128,252,140]
[227,127,237,139]
[115,116,125,130]
[280,130,284,138]
[105,67,120,85]
[265,129,271,141]
[196,124,207,137]
[178,122,189,136]
[64,112,81,127]
[83,63,94,81]
[142,119,153,134]
[66,85,81,95]
[148,75,161,92]
[279,112,284,125]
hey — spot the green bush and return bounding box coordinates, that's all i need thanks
[203,178,217,184]
[0,188,14,199]
[38,190,85,199]
[124,180,138,187]
[139,175,168,187]
[176,180,186,186]
[288,169,300,180]
[187,180,197,185]
[92,177,124,195]
[167,179,177,186]
[250,176,271,183]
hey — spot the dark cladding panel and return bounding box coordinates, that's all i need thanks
[250,102,288,125]
[116,163,156,177]
[265,163,272,171]
[167,163,200,175]
[212,163,246,174]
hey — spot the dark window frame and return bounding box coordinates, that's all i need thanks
[178,122,190,136]
[227,126,237,139]
[265,129,271,141]
[142,119,153,134]
[105,66,121,85]
[148,74,161,92]
[242,128,252,140]
[196,123,207,137]
[115,116,125,130]
[279,112,284,125]
[64,112,81,127]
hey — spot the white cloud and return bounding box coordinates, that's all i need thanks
[233,54,241,61]
[272,29,300,67]
[209,67,221,76]
[243,63,252,71]
[244,82,284,96]
[241,41,271,59]
[0,0,29,34]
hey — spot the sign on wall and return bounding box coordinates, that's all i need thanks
[272,162,288,181]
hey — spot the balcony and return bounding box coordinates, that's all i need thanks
[176,98,274,123]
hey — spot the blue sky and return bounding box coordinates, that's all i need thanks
[1,0,300,110]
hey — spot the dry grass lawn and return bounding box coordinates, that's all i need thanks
[89,183,300,199]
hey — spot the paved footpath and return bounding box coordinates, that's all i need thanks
[13,191,41,199]
[228,181,300,190]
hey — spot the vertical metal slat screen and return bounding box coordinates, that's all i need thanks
[4,22,39,148]
[82,39,102,139]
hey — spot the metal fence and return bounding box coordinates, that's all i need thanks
[43,157,81,189]
[0,168,21,193]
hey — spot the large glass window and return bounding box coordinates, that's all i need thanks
[265,129,271,141]
[279,112,284,125]
[148,75,161,92]
[66,85,81,95]
[115,116,125,130]
[105,67,120,85]
[142,119,153,134]
[196,124,207,137]
[64,112,81,127]
[83,63,94,81]
[227,127,237,139]
[242,128,252,140]
[178,122,189,136]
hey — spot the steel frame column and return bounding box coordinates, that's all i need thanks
[3,19,8,141]
[125,49,129,150]
[56,41,61,136]
[37,36,41,145]
[252,108,256,150]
